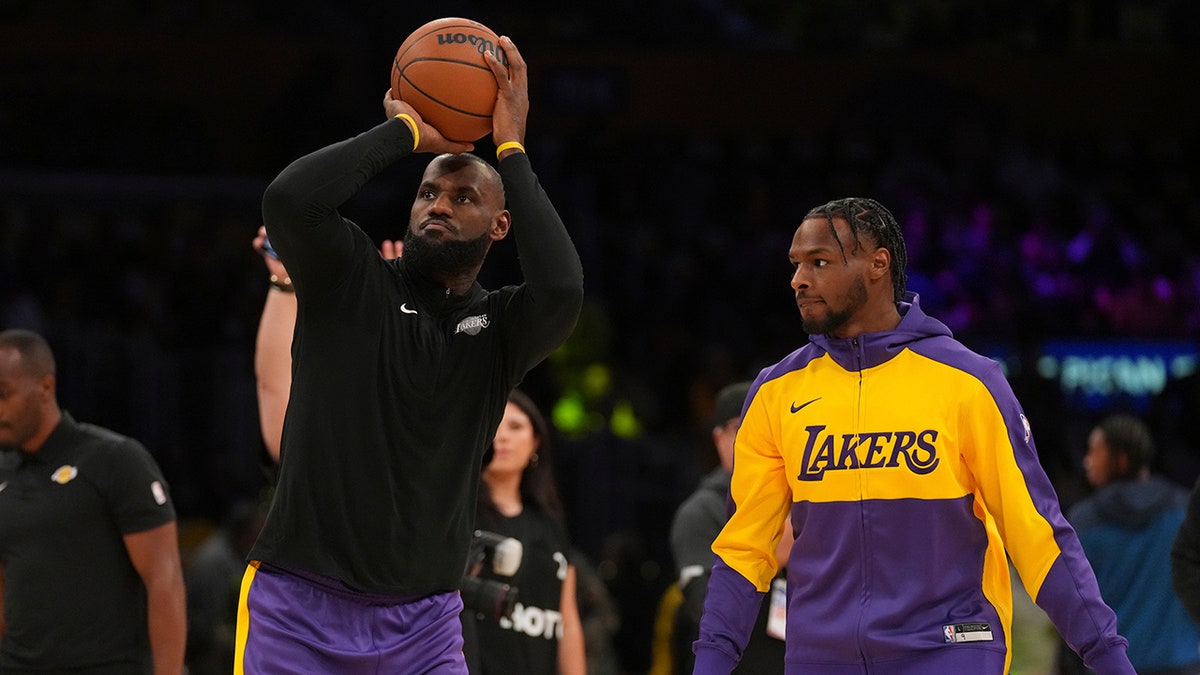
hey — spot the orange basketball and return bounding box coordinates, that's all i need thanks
[390,17,503,143]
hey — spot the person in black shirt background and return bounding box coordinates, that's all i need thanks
[462,389,587,674]
[0,328,186,674]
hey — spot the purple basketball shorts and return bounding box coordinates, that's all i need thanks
[234,562,468,674]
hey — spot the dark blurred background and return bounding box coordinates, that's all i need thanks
[3,2,1199,672]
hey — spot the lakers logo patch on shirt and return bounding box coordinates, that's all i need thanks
[454,314,489,335]
[943,622,993,643]
[51,465,78,485]
[151,480,168,505]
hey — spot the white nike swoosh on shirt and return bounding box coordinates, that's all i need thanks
[0,481,7,493]
[400,303,418,315]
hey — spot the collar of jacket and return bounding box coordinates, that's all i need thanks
[396,258,487,316]
[807,292,952,371]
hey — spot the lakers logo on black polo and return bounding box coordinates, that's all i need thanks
[455,314,489,336]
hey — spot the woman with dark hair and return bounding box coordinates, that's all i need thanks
[462,389,586,674]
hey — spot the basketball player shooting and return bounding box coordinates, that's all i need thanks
[233,33,584,674]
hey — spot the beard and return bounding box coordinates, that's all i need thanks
[402,227,492,280]
[800,276,869,336]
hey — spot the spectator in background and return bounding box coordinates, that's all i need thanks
[1065,414,1200,675]
[250,224,296,464]
[462,389,587,674]
[0,328,186,674]
[667,380,787,673]
[184,498,268,675]
[570,545,622,675]
[1170,375,1200,634]
[252,225,406,462]
[1173,476,1200,631]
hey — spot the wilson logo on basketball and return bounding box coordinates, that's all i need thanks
[390,17,503,142]
[436,33,508,64]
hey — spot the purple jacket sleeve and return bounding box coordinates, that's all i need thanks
[691,558,766,674]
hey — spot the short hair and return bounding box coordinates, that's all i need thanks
[1097,413,1155,477]
[430,152,505,202]
[804,197,908,302]
[0,328,56,378]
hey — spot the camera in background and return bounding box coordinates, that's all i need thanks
[461,529,523,622]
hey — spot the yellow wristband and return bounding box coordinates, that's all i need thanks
[394,114,419,150]
[496,141,525,159]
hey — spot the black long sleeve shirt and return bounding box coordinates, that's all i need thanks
[249,118,583,595]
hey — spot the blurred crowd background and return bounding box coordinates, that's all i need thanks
[2,1,1199,672]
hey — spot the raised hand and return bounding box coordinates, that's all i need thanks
[383,89,475,155]
[485,36,528,155]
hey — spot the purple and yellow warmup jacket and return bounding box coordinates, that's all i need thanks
[694,294,1134,675]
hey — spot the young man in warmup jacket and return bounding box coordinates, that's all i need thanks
[693,197,1134,674]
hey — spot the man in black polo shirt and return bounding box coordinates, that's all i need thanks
[0,328,186,674]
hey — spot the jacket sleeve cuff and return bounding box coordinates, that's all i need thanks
[1083,647,1136,674]
[691,644,739,675]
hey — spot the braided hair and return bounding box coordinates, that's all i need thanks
[804,197,908,303]
[1096,413,1155,480]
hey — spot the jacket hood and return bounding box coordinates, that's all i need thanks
[808,292,953,371]
[1087,475,1182,528]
